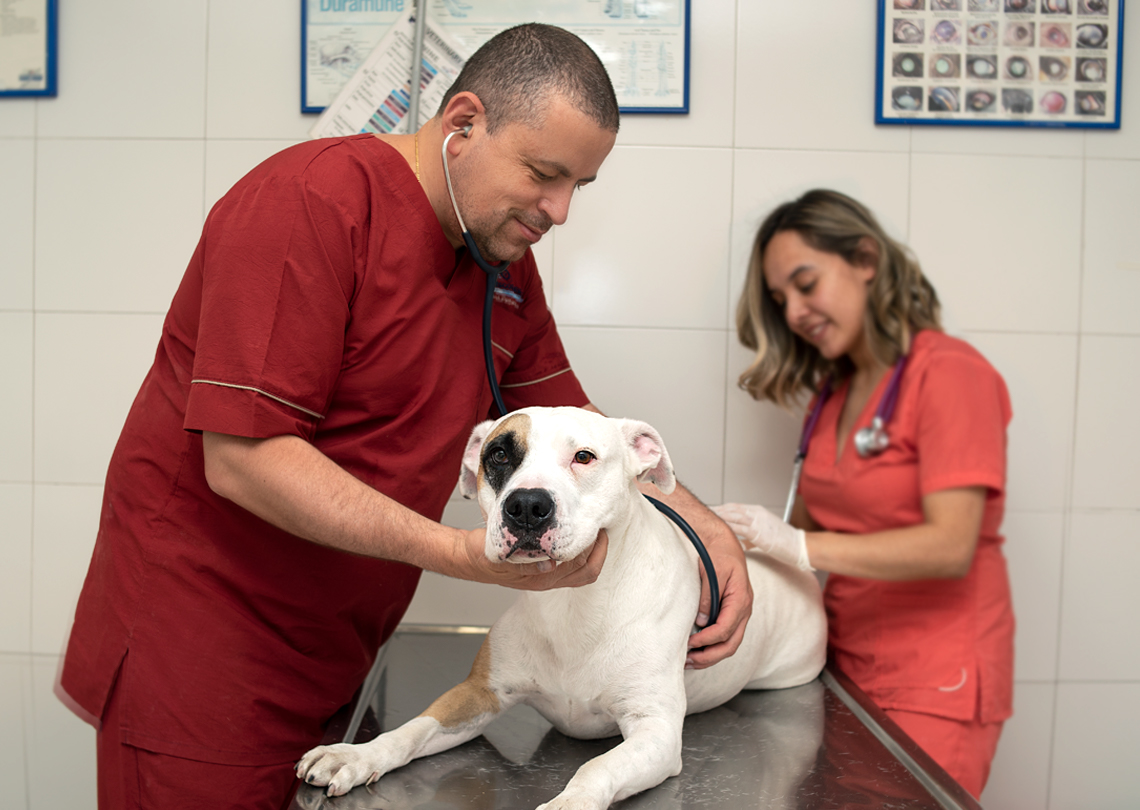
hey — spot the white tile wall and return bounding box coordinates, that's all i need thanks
[205,0,315,141]
[1058,510,1140,682]
[0,140,35,310]
[722,341,804,510]
[29,657,96,810]
[36,0,207,139]
[34,139,205,314]
[1050,683,1140,810]
[0,98,35,138]
[0,657,30,808]
[1071,336,1140,510]
[1000,511,1064,683]
[735,2,911,154]
[0,486,32,653]
[966,331,1078,513]
[909,153,1083,334]
[1,1,1136,807]
[553,145,733,330]
[1082,160,1140,337]
[32,484,103,656]
[34,313,165,485]
[0,314,33,483]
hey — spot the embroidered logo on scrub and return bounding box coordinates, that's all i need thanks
[493,270,524,310]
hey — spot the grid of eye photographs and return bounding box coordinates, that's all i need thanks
[876,0,1121,128]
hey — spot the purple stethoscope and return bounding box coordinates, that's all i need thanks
[781,354,909,521]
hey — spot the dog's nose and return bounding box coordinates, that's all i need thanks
[502,488,555,537]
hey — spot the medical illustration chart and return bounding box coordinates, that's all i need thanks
[0,0,56,97]
[309,6,467,138]
[302,0,408,113]
[303,0,691,115]
[875,0,1122,129]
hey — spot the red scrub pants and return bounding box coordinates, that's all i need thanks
[97,677,301,810]
[886,708,1004,799]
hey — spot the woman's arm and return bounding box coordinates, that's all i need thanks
[803,486,986,581]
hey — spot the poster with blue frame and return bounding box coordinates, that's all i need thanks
[303,0,690,115]
[875,0,1122,129]
[0,0,58,98]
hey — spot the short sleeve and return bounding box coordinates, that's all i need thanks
[184,175,358,440]
[915,350,1011,498]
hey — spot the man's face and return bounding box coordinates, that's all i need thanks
[448,96,617,264]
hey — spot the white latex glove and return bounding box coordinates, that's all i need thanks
[711,503,814,572]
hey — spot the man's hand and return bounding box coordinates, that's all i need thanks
[685,517,753,669]
[453,527,609,591]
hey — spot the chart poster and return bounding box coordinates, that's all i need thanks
[0,0,57,97]
[875,0,1123,129]
[303,0,691,115]
[303,0,408,113]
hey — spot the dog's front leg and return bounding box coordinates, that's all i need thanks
[539,713,684,810]
[297,639,509,797]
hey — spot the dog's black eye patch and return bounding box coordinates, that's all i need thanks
[482,432,524,494]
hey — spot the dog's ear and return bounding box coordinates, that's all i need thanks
[619,420,676,494]
[459,420,495,498]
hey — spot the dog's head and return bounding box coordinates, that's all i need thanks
[459,407,675,564]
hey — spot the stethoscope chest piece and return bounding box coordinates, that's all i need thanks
[854,416,891,458]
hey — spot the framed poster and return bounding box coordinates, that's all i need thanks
[875,0,1123,129]
[0,0,58,98]
[302,0,691,116]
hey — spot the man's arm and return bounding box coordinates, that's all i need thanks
[580,404,753,669]
[202,431,606,591]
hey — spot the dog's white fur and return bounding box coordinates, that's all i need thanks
[297,407,827,809]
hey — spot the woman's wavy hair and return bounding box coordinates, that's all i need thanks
[736,189,942,408]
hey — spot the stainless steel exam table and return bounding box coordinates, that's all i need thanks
[290,626,984,810]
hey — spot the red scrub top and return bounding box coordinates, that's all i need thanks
[799,330,1014,723]
[60,134,589,765]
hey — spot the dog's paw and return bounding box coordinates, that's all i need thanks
[537,793,606,810]
[295,742,385,797]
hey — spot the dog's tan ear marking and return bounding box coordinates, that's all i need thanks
[460,421,495,498]
[619,419,676,494]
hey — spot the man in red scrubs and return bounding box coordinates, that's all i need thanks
[58,24,752,810]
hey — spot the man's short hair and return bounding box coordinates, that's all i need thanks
[439,23,620,134]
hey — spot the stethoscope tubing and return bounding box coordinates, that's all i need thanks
[784,355,908,521]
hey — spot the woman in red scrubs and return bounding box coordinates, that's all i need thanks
[714,189,1014,799]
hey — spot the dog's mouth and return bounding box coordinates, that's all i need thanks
[503,537,552,562]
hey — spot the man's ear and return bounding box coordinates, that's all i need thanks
[618,419,676,495]
[459,421,494,498]
[439,91,486,150]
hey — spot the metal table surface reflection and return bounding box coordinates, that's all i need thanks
[291,627,984,810]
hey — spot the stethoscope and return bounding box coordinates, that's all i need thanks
[782,354,908,522]
[439,127,720,624]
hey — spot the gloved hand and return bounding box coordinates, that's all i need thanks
[711,503,813,572]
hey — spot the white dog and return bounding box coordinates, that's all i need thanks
[297,407,827,809]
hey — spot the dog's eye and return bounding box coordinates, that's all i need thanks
[488,448,509,466]
[573,450,596,465]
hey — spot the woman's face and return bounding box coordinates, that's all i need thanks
[761,230,876,364]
